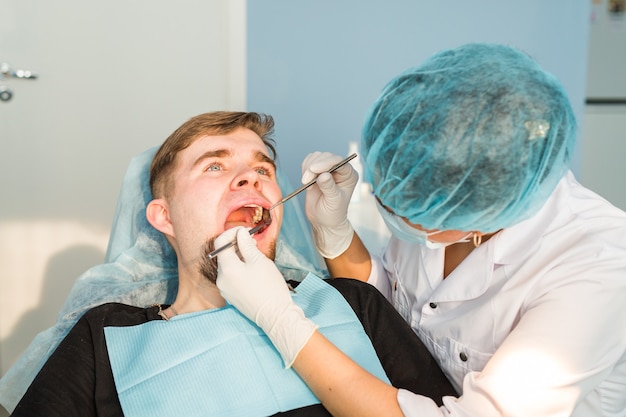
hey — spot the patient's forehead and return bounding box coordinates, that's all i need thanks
[189,128,270,154]
[173,129,275,177]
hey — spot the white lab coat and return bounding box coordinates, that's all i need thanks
[368,172,626,417]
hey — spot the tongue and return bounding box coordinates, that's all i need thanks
[224,207,256,229]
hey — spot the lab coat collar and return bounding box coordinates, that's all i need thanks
[492,173,570,265]
[432,240,495,302]
[431,173,571,303]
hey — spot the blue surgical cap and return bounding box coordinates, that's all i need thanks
[362,43,577,232]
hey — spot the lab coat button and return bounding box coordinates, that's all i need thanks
[429,302,437,309]
[459,352,468,362]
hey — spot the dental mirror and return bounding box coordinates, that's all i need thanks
[207,209,272,259]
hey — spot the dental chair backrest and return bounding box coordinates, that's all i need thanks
[0,147,324,413]
[105,147,324,282]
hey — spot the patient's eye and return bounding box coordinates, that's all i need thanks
[256,166,270,176]
[255,163,275,177]
[204,162,224,172]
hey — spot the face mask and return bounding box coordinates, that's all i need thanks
[375,201,470,249]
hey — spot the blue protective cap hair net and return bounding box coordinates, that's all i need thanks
[362,43,577,232]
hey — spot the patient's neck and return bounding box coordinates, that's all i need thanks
[172,271,227,314]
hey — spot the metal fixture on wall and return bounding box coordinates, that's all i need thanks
[0,62,38,102]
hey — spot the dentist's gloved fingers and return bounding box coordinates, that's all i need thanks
[314,172,352,216]
[301,152,356,258]
[300,151,330,184]
[301,151,344,176]
[315,172,340,199]
[214,226,245,250]
[216,227,291,308]
[216,227,280,292]
[308,159,355,183]
[302,152,358,222]
[232,225,266,264]
[215,227,317,367]
[215,227,254,295]
[301,152,358,219]
[217,228,287,324]
[301,151,358,187]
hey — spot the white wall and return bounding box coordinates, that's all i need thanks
[0,0,246,397]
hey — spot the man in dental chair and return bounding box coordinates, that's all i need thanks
[5,111,454,417]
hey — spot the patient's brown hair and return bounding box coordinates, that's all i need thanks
[150,111,276,199]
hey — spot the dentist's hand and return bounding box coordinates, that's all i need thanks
[215,227,317,367]
[301,152,358,259]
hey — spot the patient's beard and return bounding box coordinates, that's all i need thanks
[198,236,277,284]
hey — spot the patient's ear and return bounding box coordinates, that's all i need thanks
[146,199,174,237]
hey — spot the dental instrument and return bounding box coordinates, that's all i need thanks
[207,209,272,258]
[208,153,357,259]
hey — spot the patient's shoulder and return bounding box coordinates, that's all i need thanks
[82,302,159,327]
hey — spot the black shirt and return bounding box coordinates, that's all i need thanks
[11,279,455,416]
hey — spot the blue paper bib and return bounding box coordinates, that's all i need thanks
[105,274,389,417]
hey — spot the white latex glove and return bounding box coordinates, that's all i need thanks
[301,151,358,259]
[215,227,318,367]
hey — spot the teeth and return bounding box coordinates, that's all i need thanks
[253,206,263,223]
[244,204,263,224]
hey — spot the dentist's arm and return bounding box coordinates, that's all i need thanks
[293,329,404,417]
[215,227,403,417]
[301,152,371,281]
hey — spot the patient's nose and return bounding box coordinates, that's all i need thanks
[232,167,261,190]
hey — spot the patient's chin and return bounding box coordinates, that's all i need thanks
[199,238,219,284]
[199,237,277,284]
[263,241,277,262]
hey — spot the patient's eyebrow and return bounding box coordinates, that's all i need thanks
[192,149,276,170]
[255,151,276,170]
[192,149,231,168]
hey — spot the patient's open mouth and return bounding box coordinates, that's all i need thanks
[225,205,272,233]
[208,205,273,259]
